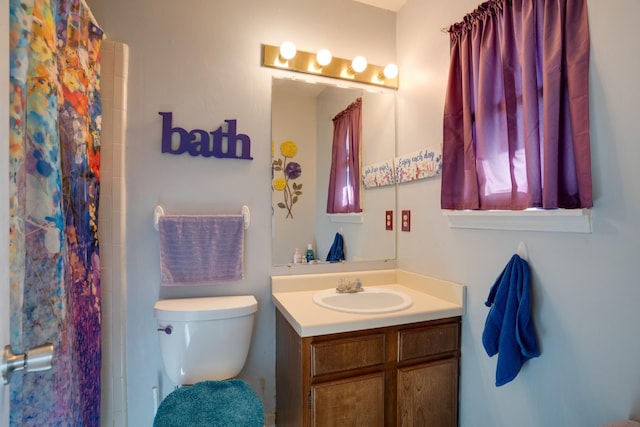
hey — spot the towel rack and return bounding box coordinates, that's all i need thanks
[153,205,250,231]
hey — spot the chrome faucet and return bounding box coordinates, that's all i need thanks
[336,278,363,293]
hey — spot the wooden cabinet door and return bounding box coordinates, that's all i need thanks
[398,357,458,427]
[311,373,385,427]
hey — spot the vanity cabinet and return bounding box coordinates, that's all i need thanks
[275,311,461,427]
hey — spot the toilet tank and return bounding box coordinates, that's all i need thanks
[154,295,258,385]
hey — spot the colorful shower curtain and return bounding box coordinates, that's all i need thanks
[9,0,103,425]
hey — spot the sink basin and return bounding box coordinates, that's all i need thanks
[312,287,413,314]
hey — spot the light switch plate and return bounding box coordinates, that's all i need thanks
[402,210,411,232]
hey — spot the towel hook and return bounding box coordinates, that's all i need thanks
[517,241,528,261]
[241,205,250,230]
[153,206,165,231]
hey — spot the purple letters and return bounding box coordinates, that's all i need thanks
[159,112,253,160]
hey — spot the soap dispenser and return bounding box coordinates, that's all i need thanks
[305,244,315,262]
[293,248,303,264]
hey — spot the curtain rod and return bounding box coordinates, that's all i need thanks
[81,0,102,33]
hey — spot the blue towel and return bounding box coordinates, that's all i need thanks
[482,254,540,386]
[153,380,264,427]
[159,215,244,285]
[326,232,345,262]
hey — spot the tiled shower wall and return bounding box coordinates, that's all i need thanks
[98,40,128,427]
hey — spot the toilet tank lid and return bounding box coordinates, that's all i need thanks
[154,296,257,321]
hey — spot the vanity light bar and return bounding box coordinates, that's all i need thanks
[262,44,399,90]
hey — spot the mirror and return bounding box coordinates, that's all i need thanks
[271,77,396,266]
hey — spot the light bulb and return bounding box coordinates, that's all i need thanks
[316,49,332,66]
[279,41,297,60]
[351,56,368,73]
[383,63,398,79]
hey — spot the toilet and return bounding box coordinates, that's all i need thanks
[153,295,264,426]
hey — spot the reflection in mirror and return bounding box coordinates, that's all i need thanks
[271,78,396,266]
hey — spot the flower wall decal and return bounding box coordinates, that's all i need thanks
[273,140,303,219]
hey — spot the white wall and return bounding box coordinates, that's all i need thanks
[396,1,640,426]
[84,0,640,425]
[85,0,396,425]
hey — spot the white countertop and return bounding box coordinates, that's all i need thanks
[271,270,466,337]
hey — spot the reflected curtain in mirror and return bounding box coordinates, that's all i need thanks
[441,0,592,210]
[327,98,363,214]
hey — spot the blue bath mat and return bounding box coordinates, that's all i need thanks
[153,379,264,427]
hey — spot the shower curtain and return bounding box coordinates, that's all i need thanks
[9,0,103,425]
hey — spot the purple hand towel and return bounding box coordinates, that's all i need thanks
[159,215,244,285]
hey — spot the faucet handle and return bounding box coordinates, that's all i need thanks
[335,278,364,293]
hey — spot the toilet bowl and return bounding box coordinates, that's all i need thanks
[153,295,264,427]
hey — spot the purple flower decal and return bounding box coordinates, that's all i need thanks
[272,140,304,219]
[285,162,301,180]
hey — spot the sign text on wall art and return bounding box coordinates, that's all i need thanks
[159,112,253,160]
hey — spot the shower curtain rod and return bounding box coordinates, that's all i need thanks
[81,0,101,32]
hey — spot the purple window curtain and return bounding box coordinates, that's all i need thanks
[327,98,363,213]
[441,0,592,210]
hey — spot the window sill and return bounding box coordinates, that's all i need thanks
[442,209,592,233]
[328,213,364,224]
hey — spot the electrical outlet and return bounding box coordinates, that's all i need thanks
[402,210,411,232]
[385,210,393,230]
